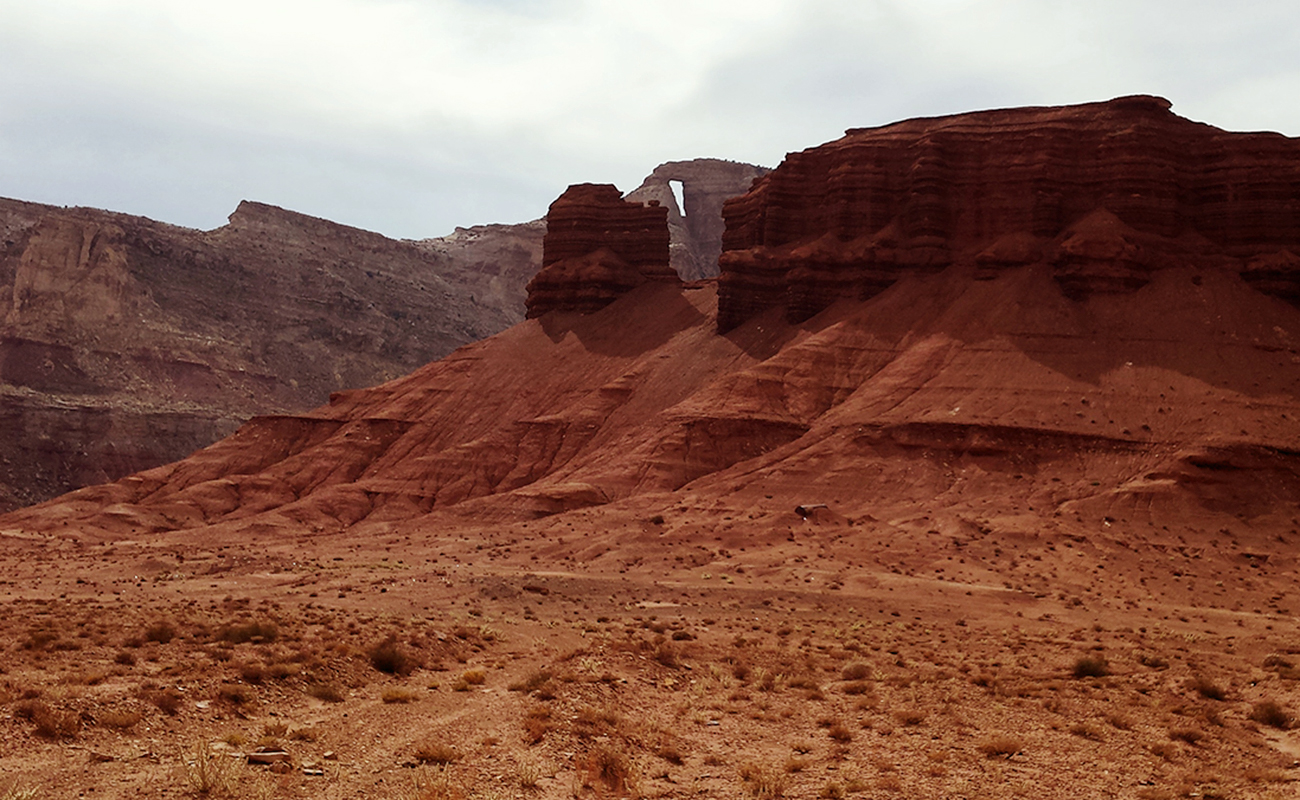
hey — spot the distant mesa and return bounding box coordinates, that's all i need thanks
[715,94,1300,330]
[0,197,532,511]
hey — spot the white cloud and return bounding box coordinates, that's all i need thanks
[0,0,1298,237]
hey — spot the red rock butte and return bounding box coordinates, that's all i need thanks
[3,96,1300,568]
[524,183,676,318]
[717,95,1300,330]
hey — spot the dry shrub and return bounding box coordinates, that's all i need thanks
[1248,700,1293,730]
[827,722,853,742]
[181,742,236,796]
[579,744,637,796]
[1072,655,1109,679]
[414,741,459,765]
[1069,723,1104,741]
[461,668,486,685]
[1,784,38,800]
[1168,726,1204,745]
[99,708,143,730]
[15,700,79,739]
[841,663,871,681]
[144,621,176,644]
[266,662,300,680]
[218,620,278,644]
[739,761,787,799]
[217,684,254,705]
[383,687,418,704]
[1189,676,1227,701]
[398,765,465,800]
[238,662,265,684]
[114,650,137,666]
[786,675,819,691]
[523,706,553,744]
[370,636,417,676]
[977,735,1022,758]
[508,669,553,694]
[892,709,925,727]
[141,687,183,716]
[306,682,345,703]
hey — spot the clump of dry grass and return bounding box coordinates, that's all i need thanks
[523,706,553,744]
[383,687,418,704]
[413,741,459,765]
[218,620,278,644]
[1189,675,1227,701]
[578,744,638,796]
[1069,722,1104,741]
[840,663,871,681]
[977,735,1022,758]
[1248,700,1293,730]
[14,700,79,739]
[1072,655,1109,679]
[739,761,787,799]
[139,686,184,715]
[1168,726,1204,745]
[306,682,345,703]
[99,708,143,730]
[180,742,237,796]
[370,636,418,676]
[144,621,176,644]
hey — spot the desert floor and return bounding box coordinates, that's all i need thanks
[1,500,1298,800]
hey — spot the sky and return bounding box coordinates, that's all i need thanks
[2,0,1298,240]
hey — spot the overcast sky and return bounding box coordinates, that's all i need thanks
[2,0,1298,240]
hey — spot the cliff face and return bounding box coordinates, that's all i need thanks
[717,95,1300,330]
[0,199,533,510]
[0,158,767,510]
[624,159,768,280]
[525,184,676,318]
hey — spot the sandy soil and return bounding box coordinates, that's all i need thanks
[0,500,1297,800]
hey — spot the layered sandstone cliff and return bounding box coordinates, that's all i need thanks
[525,184,676,318]
[0,158,766,510]
[717,95,1300,330]
[624,159,768,280]
[0,199,531,510]
[7,99,1300,550]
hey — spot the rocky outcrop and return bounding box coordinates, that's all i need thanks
[7,258,1300,547]
[717,95,1300,330]
[624,160,768,280]
[525,184,675,318]
[0,198,539,510]
[411,220,546,322]
[0,159,760,509]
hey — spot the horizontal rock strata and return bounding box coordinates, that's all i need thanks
[717,95,1300,330]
